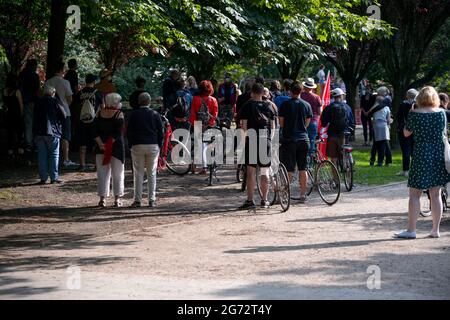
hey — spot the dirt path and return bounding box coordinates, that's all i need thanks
[0,165,449,299]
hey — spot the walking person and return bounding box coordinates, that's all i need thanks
[46,61,76,168]
[279,81,313,203]
[300,78,322,155]
[93,93,125,208]
[128,93,164,208]
[33,85,66,184]
[360,85,376,146]
[369,86,393,166]
[396,89,419,177]
[3,73,24,160]
[238,83,276,210]
[18,58,41,154]
[76,74,103,171]
[395,86,450,239]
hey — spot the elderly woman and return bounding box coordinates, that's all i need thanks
[395,86,450,239]
[93,93,125,208]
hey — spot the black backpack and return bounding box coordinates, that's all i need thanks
[172,96,188,119]
[329,103,348,133]
[252,101,271,128]
[197,96,211,127]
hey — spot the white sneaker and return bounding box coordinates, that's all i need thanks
[63,160,77,168]
[394,230,416,239]
[404,171,409,177]
[396,171,405,176]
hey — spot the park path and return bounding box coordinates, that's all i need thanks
[1,174,449,300]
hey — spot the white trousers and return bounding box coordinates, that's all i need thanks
[131,144,160,202]
[96,155,125,198]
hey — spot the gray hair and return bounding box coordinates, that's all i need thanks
[406,88,419,101]
[377,86,389,97]
[138,92,152,106]
[105,93,122,108]
[44,84,56,96]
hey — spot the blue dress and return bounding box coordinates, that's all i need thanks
[406,111,450,190]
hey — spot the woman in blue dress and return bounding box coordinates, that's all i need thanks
[395,86,450,239]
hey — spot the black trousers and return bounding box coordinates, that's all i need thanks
[398,132,413,171]
[361,113,373,143]
[370,140,392,165]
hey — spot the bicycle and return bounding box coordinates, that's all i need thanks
[158,112,192,175]
[236,164,247,191]
[203,126,224,186]
[305,140,341,205]
[420,186,448,217]
[338,131,355,192]
[255,161,291,212]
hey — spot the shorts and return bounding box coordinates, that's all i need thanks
[78,121,95,147]
[62,116,72,141]
[326,136,344,158]
[280,140,310,172]
[244,135,272,168]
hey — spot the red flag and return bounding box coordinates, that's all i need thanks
[317,71,331,159]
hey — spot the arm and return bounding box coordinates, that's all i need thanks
[156,113,164,149]
[16,90,24,115]
[403,129,412,138]
[93,117,105,151]
[112,112,125,143]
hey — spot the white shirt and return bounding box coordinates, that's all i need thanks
[316,69,325,82]
[46,75,73,116]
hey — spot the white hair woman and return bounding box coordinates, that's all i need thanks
[395,86,450,239]
[93,93,125,207]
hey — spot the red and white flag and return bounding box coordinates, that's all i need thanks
[317,71,331,159]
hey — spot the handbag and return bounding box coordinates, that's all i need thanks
[442,111,450,173]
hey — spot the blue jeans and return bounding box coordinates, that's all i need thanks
[307,121,318,154]
[35,135,60,182]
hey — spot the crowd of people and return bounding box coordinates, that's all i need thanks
[1,58,449,238]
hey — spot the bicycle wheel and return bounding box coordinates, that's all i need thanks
[343,155,354,192]
[316,160,341,206]
[420,191,431,217]
[165,140,191,175]
[240,166,247,192]
[277,163,291,212]
[256,167,277,205]
[306,167,314,196]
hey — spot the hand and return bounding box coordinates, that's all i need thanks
[98,142,105,151]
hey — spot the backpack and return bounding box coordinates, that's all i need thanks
[252,101,271,128]
[172,95,188,119]
[329,103,348,133]
[80,90,97,123]
[197,96,211,127]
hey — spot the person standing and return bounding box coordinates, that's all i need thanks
[316,64,326,95]
[46,61,76,168]
[19,59,41,153]
[360,85,376,146]
[128,93,164,208]
[300,78,322,155]
[320,88,355,167]
[162,69,180,112]
[368,86,393,166]
[33,85,66,184]
[217,73,238,126]
[3,73,24,159]
[238,83,276,210]
[269,80,282,100]
[395,86,449,239]
[189,80,219,174]
[274,79,293,109]
[439,93,450,122]
[129,77,148,110]
[95,69,116,99]
[64,59,79,96]
[169,79,193,130]
[186,76,199,96]
[279,81,313,203]
[93,93,125,208]
[396,89,419,176]
[76,74,104,171]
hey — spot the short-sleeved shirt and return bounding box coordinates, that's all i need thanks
[274,95,290,109]
[46,76,73,116]
[279,98,313,142]
[239,100,276,136]
[300,92,322,121]
[76,87,103,114]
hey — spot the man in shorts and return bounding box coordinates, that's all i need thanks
[239,83,276,210]
[320,88,355,167]
[279,81,313,203]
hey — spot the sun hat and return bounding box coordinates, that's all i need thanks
[302,78,317,89]
[331,88,345,97]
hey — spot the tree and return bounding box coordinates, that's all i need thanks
[46,0,69,77]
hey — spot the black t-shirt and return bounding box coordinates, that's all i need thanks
[279,98,313,142]
[64,70,79,96]
[240,100,275,136]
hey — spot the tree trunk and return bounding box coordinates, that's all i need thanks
[46,0,68,78]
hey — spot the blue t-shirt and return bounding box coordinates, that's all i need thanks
[274,95,290,109]
[279,98,313,142]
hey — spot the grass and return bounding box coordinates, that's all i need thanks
[352,147,408,186]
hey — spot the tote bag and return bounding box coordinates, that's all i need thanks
[442,111,450,173]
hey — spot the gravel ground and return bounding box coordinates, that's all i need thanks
[0,163,449,300]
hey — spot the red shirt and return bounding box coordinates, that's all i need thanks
[189,95,218,127]
[300,92,322,121]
